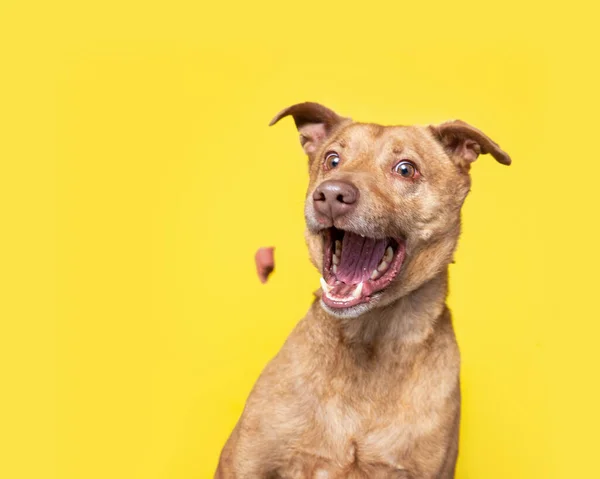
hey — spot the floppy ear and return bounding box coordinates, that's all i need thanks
[429,120,511,170]
[269,102,349,157]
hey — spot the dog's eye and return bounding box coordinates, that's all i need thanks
[324,152,341,170]
[393,160,417,178]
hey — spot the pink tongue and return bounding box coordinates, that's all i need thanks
[336,232,388,284]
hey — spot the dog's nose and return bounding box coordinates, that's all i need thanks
[312,180,359,221]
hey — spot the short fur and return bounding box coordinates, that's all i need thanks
[215,103,510,478]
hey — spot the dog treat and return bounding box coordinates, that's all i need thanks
[254,247,275,283]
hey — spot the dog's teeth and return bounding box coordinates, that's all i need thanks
[320,277,332,293]
[384,246,394,262]
[352,282,363,298]
[335,240,342,254]
[377,260,389,272]
[332,254,339,265]
[370,269,380,280]
[333,264,337,274]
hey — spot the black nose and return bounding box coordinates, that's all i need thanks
[312,180,359,221]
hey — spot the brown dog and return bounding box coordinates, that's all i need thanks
[215,103,511,478]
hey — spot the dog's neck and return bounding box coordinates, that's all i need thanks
[321,269,449,355]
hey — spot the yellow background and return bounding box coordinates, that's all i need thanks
[1,1,599,478]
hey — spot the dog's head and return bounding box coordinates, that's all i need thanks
[270,102,511,318]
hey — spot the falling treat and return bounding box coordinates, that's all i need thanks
[255,247,275,284]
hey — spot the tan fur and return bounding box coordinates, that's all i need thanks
[216,103,510,478]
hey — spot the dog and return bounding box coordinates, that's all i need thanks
[215,102,511,478]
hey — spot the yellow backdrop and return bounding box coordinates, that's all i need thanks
[1,1,599,478]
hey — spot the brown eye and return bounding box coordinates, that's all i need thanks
[393,160,417,178]
[324,152,341,170]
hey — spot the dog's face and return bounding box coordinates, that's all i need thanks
[271,103,510,318]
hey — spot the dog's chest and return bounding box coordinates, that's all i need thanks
[274,380,418,478]
[264,319,455,478]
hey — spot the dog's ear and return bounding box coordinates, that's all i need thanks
[429,120,511,170]
[269,102,348,157]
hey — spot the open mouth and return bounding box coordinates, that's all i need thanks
[320,228,406,309]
